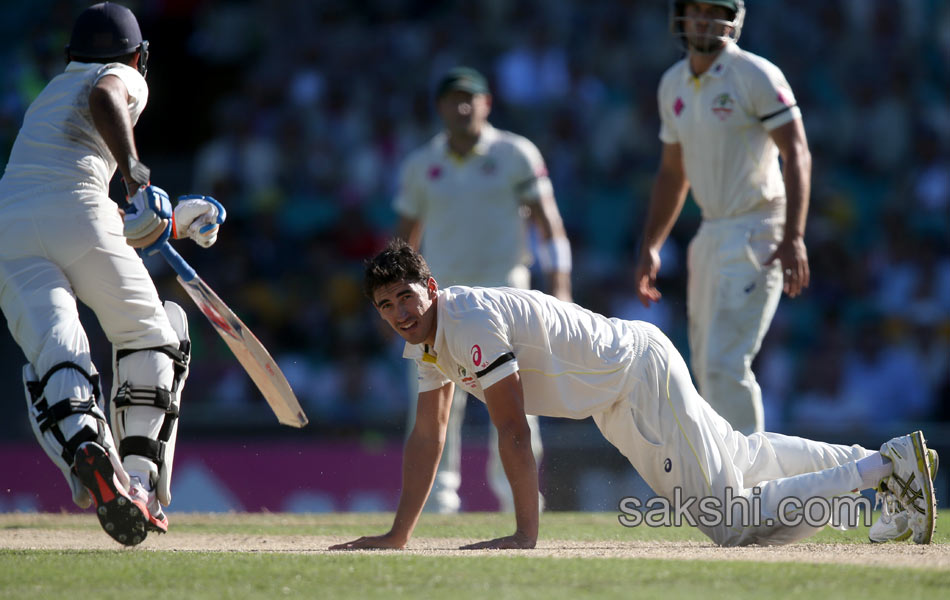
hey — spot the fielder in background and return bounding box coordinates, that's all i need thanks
[0,2,224,546]
[392,66,572,513]
[330,241,936,550]
[634,0,812,434]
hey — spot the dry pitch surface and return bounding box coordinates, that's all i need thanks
[1,513,947,570]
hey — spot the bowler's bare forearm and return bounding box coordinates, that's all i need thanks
[484,372,539,547]
[388,431,445,544]
[496,422,539,544]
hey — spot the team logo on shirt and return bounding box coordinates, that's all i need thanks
[776,88,792,106]
[471,344,482,367]
[673,97,685,117]
[711,93,734,121]
[427,165,442,180]
[481,158,497,175]
[457,365,477,389]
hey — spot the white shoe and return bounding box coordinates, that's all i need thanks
[131,476,169,533]
[869,448,938,543]
[424,488,461,514]
[424,471,461,514]
[878,431,937,544]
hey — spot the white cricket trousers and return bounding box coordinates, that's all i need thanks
[687,210,784,434]
[594,323,870,547]
[0,186,178,412]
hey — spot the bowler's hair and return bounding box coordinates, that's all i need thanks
[363,239,433,301]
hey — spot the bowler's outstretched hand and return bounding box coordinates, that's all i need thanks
[459,532,536,550]
[329,533,406,551]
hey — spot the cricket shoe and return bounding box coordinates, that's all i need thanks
[877,431,937,544]
[74,442,149,546]
[131,476,169,534]
[870,449,938,543]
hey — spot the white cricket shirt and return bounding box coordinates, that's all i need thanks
[0,62,148,200]
[658,42,801,220]
[393,124,552,287]
[404,286,649,419]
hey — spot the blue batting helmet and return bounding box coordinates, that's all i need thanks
[66,2,149,75]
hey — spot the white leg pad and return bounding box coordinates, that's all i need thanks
[23,362,127,508]
[110,301,189,506]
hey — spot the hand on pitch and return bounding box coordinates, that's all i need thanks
[328,533,407,551]
[634,247,663,308]
[174,195,226,248]
[459,532,537,550]
[764,236,809,298]
[123,184,173,248]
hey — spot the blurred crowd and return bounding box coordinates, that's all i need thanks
[1,0,948,439]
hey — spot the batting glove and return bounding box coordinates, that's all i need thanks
[173,195,226,248]
[124,184,173,244]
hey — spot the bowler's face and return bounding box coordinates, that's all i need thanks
[373,279,438,346]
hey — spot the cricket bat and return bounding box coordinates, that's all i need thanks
[158,242,309,428]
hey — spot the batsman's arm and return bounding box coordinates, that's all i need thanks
[89,74,146,193]
[329,382,454,550]
[461,371,538,550]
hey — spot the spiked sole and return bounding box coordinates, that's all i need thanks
[145,509,169,534]
[74,442,149,547]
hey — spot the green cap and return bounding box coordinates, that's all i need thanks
[435,66,489,98]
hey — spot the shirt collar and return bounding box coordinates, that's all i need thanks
[684,41,738,82]
[65,61,102,73]
[439,123,496,159]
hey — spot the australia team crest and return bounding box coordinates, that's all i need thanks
[711,93,734,121]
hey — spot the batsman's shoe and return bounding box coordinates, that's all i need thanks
[74,442,149,547]
[879,431,937,544]
[146,491,169,534]
[129,476,168,534]
[870,448,938,543]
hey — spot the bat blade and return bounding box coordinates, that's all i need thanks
[176,274,309,428]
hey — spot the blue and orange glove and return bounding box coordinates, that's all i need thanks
[124,185,226,255]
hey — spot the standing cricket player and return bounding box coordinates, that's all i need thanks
[392,66,572,512]
[0,2,223,546]
[634,0,812,434]
[330,241,936,550]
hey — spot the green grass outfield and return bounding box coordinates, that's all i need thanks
[1,511,947,600]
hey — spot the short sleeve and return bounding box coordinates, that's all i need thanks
[657,70,680,145]
[509,136,551,205]
[96,63,148,124]
[448,308,519,390]
[393,153,425,219]
[746,59,802,131]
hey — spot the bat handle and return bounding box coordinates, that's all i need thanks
[159,242,197,282]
